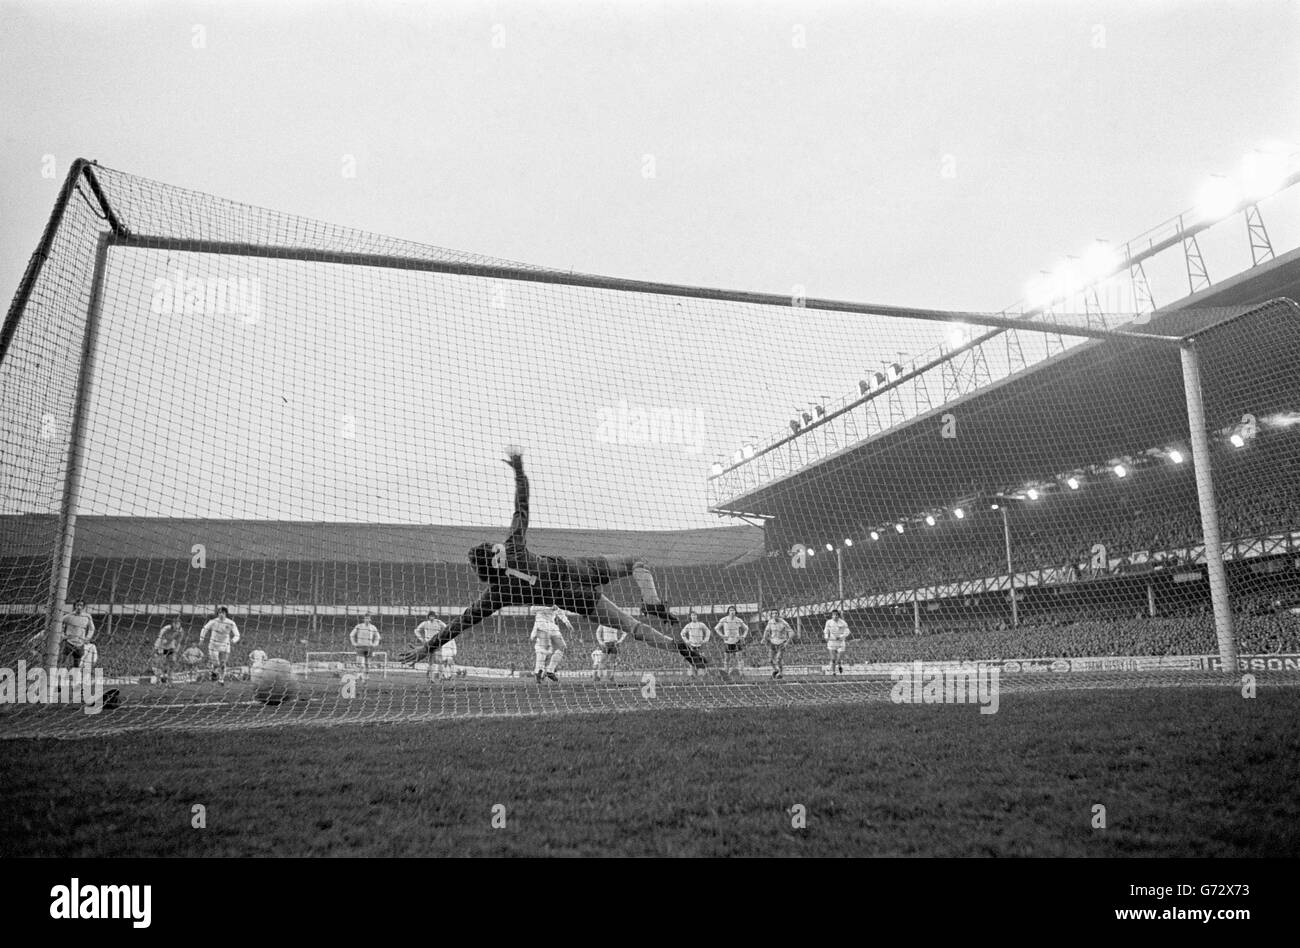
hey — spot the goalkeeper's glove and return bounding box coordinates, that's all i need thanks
[399,643,430,665]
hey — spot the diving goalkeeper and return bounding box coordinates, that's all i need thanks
[399,447,707,671]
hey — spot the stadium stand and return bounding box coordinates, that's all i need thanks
[4,435,1298,677]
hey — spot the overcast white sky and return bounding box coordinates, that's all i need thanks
[1,0,1298,530]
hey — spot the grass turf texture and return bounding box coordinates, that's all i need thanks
[2,685,1297,857]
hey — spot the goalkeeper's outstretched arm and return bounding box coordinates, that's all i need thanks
[504,446,528,551]
[444,590,506,641]
[400,589,504,664]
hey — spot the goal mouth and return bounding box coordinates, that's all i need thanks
[2,160,1299,739]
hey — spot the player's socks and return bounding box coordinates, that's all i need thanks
[633,566,680,626]
[641,601,678,626]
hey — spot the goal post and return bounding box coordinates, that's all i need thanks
[1178,339,1237,670]
[1172,297,1300,673]
[43,233,111,669]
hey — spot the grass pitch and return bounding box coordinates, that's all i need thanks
[2,684,1297,857]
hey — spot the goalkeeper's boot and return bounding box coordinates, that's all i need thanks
[545,671,559,682]
[676,641,708,670]
[642,601,679,627]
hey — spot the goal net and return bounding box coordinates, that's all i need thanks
[2,160,1299,738]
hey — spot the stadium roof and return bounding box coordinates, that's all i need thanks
[0,515,765,567]
[720,246,1300,536]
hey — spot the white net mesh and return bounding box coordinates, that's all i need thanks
[3,162,1299,738]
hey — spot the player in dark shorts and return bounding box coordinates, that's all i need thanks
[399,448,707,670]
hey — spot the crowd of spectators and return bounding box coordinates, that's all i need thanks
[778,475,1300,605]
[849,611,1300,665]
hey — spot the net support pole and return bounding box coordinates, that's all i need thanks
[837,547,843,604]
[1,160,90,366]
[43,233,111,668]
[1179,339,1237,672]
[1001,506,1019,628]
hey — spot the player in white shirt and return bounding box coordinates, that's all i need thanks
[680,612,712,678]
[763,612,795,679]
[349,614,381,679]
[199,606,241,684]
[823,609,850,675]
[59,599,95,668]
[714,606,749,679]
[593,623,628,681]
[530,604,572,683]
[414,610,453,681]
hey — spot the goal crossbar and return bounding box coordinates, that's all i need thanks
[106,232,1184,345]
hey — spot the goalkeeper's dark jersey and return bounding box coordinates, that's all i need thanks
[458,466,613,630]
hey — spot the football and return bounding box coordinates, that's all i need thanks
[251,658,299,706]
